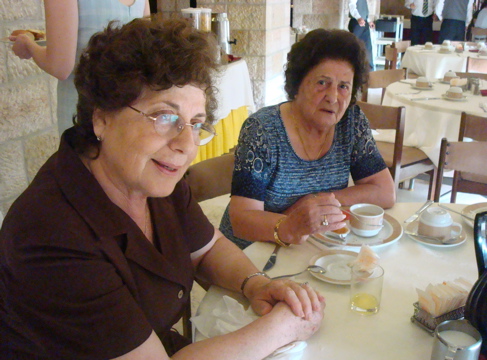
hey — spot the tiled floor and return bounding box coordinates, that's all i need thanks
[180,175,487,332]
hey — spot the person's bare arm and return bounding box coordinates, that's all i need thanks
[333,168,396,209]
[10,0,78,80]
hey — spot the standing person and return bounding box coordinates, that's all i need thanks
[219,28,395,250]
[348,0,376,71]
[9,0,150,136]
[436,0,474,43]
[0,18,325,359]
[470,0,487,41]
[405,0,437,45]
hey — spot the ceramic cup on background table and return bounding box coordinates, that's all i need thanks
[350,264,384,315]
[349,203,384,237]
[430,319,482,360]
[418,207,462,240]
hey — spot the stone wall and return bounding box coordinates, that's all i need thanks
[0,0,59,217]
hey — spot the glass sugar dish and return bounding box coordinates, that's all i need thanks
[411,302,465,335]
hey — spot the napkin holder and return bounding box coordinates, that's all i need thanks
[411,301,465,335]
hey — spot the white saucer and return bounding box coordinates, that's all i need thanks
[438,49,453,54]
[309,250,358,285]
[462,203,487,228]
[437,79,453,84]
[312,213,403,249]
[442,94,467,101]
[404,221,466,248]
[412,85,434,90]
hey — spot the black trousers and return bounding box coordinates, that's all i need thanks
[439,19,467,43]
[348,18,375,71]
[410,14,434,45]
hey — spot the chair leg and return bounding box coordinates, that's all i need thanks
[182,301,193,341]
[408,178,415,190]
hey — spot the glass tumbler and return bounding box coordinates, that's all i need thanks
[350,264,384,315]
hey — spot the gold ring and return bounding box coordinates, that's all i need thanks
[322,215,329,226]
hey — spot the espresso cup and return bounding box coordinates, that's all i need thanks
[418,207,462,240]
[430,320,482,360]
[349,204,384,237]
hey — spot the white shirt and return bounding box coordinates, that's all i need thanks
[349,0,369,21]
[405,0,437,17]
[435,0,474,24]
[476,8,487,28]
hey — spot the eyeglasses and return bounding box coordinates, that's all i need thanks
[128,106,216,146]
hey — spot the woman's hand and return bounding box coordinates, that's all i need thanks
[9,34,36,59]
[245,278,325,320]
[279,192,346,245]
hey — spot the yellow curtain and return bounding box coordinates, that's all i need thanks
[192,106,248,164]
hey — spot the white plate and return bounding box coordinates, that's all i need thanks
[437,79,453,84]
[404,221,466,248]
[1,37,46,45]
[438,49,453,54]
[309,250,358,285]
[312,213,403,249]
[462,203,487,228]
[411,85,434,90]
[441,94,467,102]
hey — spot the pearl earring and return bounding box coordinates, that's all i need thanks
[96,136,101,141]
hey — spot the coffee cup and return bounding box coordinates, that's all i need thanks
[418,207,462,240]
[430,319,482,360]
[349,204,384,237]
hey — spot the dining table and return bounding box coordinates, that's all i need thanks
[381,79,487,166]
[401,44,480,80]
[194,202,484,360]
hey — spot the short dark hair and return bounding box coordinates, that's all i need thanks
[284,28,369,105]
[72,17,219,156]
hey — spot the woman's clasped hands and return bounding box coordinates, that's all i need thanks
[280,192,347,245]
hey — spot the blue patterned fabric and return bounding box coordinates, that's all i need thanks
[219,102,387,249]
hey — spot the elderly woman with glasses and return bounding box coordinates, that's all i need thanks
[0,18,325,360]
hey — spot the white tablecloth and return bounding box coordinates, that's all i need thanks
[381,79,486,166]
[214,59,256,122]
[195,202,479,360]
[401,45,478,79]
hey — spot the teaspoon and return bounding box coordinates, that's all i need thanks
[272,265,327,279]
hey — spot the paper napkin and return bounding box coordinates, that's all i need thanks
[192,295,307,359]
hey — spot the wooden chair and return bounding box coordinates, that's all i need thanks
[384,45,398,70]
[455,72,487,81]
[361,68,406,104]
[357,101,436,196]
[471,27,487,41]
[181,152,235,339]
[467,56,487,73]
[434,137,487,202]
[392,40,414,77]
[435,112,487,202]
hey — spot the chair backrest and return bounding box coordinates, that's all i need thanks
[184,153,235,202]
[455,72,487,81]
[384,45,398,70]
[467,56,487,73]
[471,27,487,38]
[361,68,406,103]
[356,100,405,182]
[447,112,487,202]
[392,40,411,54]
[434,138,487,201]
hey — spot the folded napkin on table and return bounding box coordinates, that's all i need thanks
[192,295,307,359]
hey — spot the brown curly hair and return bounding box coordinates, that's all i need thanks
[72,16,220,156]
[284,28,369,105]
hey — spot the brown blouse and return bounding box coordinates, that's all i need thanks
[0,130,214,359]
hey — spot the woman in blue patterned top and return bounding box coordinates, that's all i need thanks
[220,28,396,249]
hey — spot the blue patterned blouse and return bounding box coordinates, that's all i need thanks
[219,102,387,249]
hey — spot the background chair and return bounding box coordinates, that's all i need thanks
[471,27,487,41]
[467,56,487,73]
[361,68,406,104]
[435,112,487,203]
[357,101,436,197]
[455,72,487,81]
[181,152,235,339]
[434,137,487,202]
[384,45,398,70]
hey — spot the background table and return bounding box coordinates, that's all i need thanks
[193,59,255,164]
[381,79,486,166]
[401,45,474,79]
[195,202,479,360]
